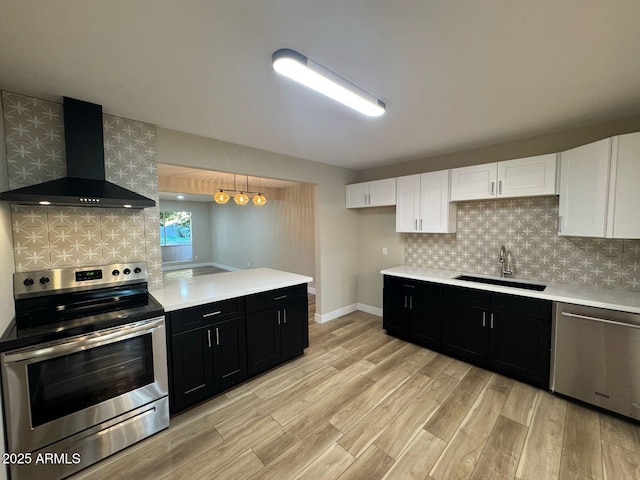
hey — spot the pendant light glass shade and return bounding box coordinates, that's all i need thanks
[214,190,230,204]
[252,194,267,206]
[234,192,249,205]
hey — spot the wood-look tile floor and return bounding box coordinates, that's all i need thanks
[73,295,640,480]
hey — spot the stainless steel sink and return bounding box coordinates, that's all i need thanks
[454,275,546,291]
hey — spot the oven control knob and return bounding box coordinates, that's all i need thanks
[112,269,120,277]
[134,267,142,274]
[39,276,50,285]
[23,278,35,287]
[123,268,131,275]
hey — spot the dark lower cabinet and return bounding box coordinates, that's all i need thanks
[441,286,552,389]
[383,276,441,349]
[168,283,310,413]
[246,285,308,376]
[383,275,552,390]
[168,295,248,413]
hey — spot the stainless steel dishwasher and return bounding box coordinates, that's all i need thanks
[551,302,640,421]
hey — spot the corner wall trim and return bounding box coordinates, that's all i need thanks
[314,303,382,323]
[357,303,383,317]
[314,304,357,323]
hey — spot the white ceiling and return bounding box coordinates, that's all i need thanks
[1,1,639,170]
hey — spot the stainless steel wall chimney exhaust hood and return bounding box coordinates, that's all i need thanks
[0,97,156,209]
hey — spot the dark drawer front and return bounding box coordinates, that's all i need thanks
[443,285,491,309]
[170,298,245,334]
[490,293,552,321]
[246,284,307,313]
[384,276,424,290]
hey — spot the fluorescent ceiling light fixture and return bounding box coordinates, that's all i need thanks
[272,48,385,117]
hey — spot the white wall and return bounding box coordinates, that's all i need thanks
[157,128,357,319]
[0,90,13,480]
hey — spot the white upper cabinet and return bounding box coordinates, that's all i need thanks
[559,132,640,238]
[450,154,558,201]
[450,163,498,201]
[396,170,456,233]
[497,154,558,198]
[558,139,611,237]
[346,178,396,208]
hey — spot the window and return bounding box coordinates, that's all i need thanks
[159,211,192,246]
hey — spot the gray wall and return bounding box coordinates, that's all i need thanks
[159,199,213,267]
[210,184,315,286]
[354,114,640,309]
[158,128,354,318]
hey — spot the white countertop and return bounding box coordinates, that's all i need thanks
[151,268,313,312]
[381,265,640,314]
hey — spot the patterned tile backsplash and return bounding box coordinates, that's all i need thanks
[405,196,640,292]
[2,91,162,288]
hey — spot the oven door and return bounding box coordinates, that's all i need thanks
[1,316,168,454]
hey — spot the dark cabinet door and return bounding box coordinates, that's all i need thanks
[280,300,308,361]
[412,283,441,349]
[171,326,215,411]
[212,316,248,392]
[246,308,282,376]
[383,286,412,335]
[489,311,551,388]
[441,301,488,364]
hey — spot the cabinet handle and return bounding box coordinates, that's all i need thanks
[277,310,281,325]
[207,329,212,348]
[274,295,288,301]
[558,216,562,233]
[283,308,287,324]
[203,311,221,318]
[482,311,486,328]
[409,296,413,310]
[402,284,416,289]
[368,194,371,205]
[490,313,494,329]
[404,295,407,308]
[419,219,423,231]
[490,181,495,195]
[215,327,220,345]
[415,219,418,231]
[498,180,502,195]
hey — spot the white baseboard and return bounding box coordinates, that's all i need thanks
[357,303,383,317]
[314,304,357,323]
[212,262,243,272]
[314,303,382,323]
[162,262,213,271]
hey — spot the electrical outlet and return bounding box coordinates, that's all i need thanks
[382,247,388,255]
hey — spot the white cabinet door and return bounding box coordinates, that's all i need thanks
[368,178,396,207]
[497,154,558,198]
[346,178,396,208]
[346,182,369,208]
[396,174,421,232]
[450,163,498,201]
[419,171,456,233]
[558,138,611,237]
[609,132,640,238]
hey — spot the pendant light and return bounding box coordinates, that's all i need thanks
[214,190,230,204]
[252,193,267,206]
[214,174,267,206]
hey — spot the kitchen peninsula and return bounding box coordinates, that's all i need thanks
[151,268,313,413]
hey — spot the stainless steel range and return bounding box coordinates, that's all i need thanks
[0,262,169,480]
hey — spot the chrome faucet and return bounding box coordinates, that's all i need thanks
[499,245,513,278]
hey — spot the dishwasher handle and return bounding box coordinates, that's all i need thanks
[561,311,640,329]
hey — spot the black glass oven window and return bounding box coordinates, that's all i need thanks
[27,334,154,427]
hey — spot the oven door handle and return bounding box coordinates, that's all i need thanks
[1,317,165,365]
